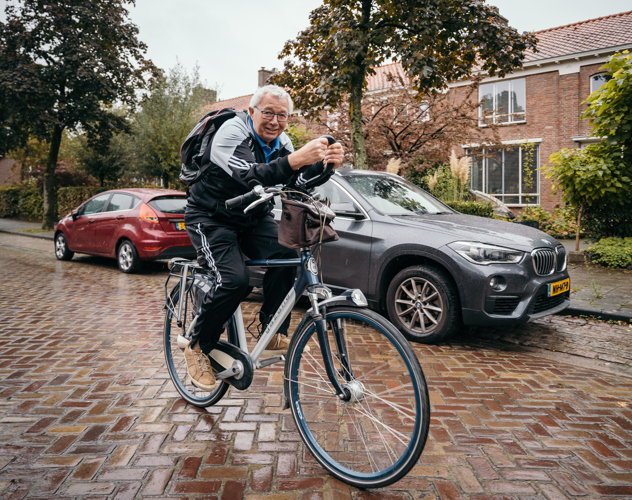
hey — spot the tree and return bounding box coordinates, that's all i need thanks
[545,144,632,251]
[75,132,129,187]
[320,74,498,172]
[274,0,536,169]
[130,63,212,188]
[582,51,632,160]
[0,0,156,228]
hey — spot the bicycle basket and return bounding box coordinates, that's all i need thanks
[278,197,338,249]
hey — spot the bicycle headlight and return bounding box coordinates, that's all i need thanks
[350,289,368,307]
[448,241,524,265]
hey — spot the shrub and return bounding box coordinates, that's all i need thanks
[0,183,41,220]
[0,186,22,218]
[582,199,632,239]
[587,237,632,269]
[57,186,108,218]
[445,200,494,218]
[519,206,584,239]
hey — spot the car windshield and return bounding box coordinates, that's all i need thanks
[345,175,451,215]
[148,196,187,214]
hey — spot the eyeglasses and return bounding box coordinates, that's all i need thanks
[254,106,289,122]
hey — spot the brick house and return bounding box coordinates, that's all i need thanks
[445,10,632,211]
[207,12,632,212]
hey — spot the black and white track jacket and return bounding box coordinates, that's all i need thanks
[185,113,330,226]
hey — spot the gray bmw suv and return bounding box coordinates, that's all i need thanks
[300,169,570,344]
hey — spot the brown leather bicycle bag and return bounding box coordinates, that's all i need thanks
[278,198,339,249]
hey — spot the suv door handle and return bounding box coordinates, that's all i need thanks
[88,219,95,224]
[116,216,125,220]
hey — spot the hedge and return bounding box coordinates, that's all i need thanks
[587,237,632,269]
[444,200,494,218]
[0,185,125,221]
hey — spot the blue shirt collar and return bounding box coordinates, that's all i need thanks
[248,116,280,163]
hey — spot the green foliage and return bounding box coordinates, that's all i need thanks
[583,199,632,239]
[0,186,21,218]
[57,186,109,219]
[521,141,537,206]
[130,63,210,188]
[546,144,632,208]
[0,0,157,227]
[444,200,494,218]
[519,206,584,239]
[422,164,469,202]
[587,238,632,269]
[582,51,632,156]
[274,0,536,169]
[285,122,313,150]
[0,182,41,220]
[75,131,129,187]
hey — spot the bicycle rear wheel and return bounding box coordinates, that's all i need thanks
[284,306,430,489]
[163,281,231,407]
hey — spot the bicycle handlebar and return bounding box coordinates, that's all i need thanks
[225,189,262,210]
[225,135,337,210]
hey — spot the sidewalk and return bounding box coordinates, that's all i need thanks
[1,218,630,322]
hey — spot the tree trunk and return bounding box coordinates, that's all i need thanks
[42,124,63,230]
[349,76,368,170]
[575,201,584,252]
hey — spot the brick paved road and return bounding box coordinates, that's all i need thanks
[1,233,632,499]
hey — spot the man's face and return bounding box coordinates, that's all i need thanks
[249,93,289,145]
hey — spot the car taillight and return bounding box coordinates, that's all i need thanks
[139,203,160,223]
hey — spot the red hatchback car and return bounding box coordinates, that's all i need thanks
[54,188,195,273]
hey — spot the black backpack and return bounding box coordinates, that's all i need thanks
[179,108,248,185]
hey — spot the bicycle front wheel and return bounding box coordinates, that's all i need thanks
[285,306,430,489]
[163,281,231,407]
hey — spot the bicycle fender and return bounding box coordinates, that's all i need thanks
[306,289,368,316]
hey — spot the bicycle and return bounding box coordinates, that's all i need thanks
[162,155,430,489]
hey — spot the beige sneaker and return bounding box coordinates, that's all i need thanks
[184,343,217,391]
[262,333,290,356]
[262,334,309,356]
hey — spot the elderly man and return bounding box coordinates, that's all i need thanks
[184,84,344,391]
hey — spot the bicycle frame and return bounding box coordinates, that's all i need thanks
[234,248,350,397]
[165,247,366,399]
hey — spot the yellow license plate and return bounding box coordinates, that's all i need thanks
[548,278,570,297]
[176,222,186,230]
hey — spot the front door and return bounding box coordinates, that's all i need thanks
[67,193,111,252]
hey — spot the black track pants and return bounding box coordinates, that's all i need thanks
[185,215,297,355]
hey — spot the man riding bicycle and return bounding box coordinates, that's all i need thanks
[184,84,345,391]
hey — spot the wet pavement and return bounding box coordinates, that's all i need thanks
[2,218,630,325]
[1,233,632,499]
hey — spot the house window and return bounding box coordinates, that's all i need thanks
[479,79,526,125]
[591,73,612,93]
[469,144,539,205]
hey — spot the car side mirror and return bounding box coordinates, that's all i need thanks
[71,212,78,221]
[330,202,363,219]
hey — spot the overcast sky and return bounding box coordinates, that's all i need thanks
[8,0,630,101]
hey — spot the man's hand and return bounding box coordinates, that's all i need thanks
[323,142,344,169]
[288,138,345,171]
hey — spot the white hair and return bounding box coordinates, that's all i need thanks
[250,85,293,115]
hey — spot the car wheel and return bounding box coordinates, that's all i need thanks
[386,265,460,344]
[117,240,142,273]
[54,232,74,261]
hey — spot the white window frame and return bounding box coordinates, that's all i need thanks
[478,78,526,126]
[467,142,540,207]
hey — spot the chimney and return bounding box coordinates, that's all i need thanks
[258,67,278,87]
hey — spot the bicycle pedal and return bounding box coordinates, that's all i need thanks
[177,334,191,349]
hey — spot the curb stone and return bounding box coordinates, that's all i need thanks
[0,228,54,240]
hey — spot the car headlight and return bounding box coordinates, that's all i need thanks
[448,241,524,265]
